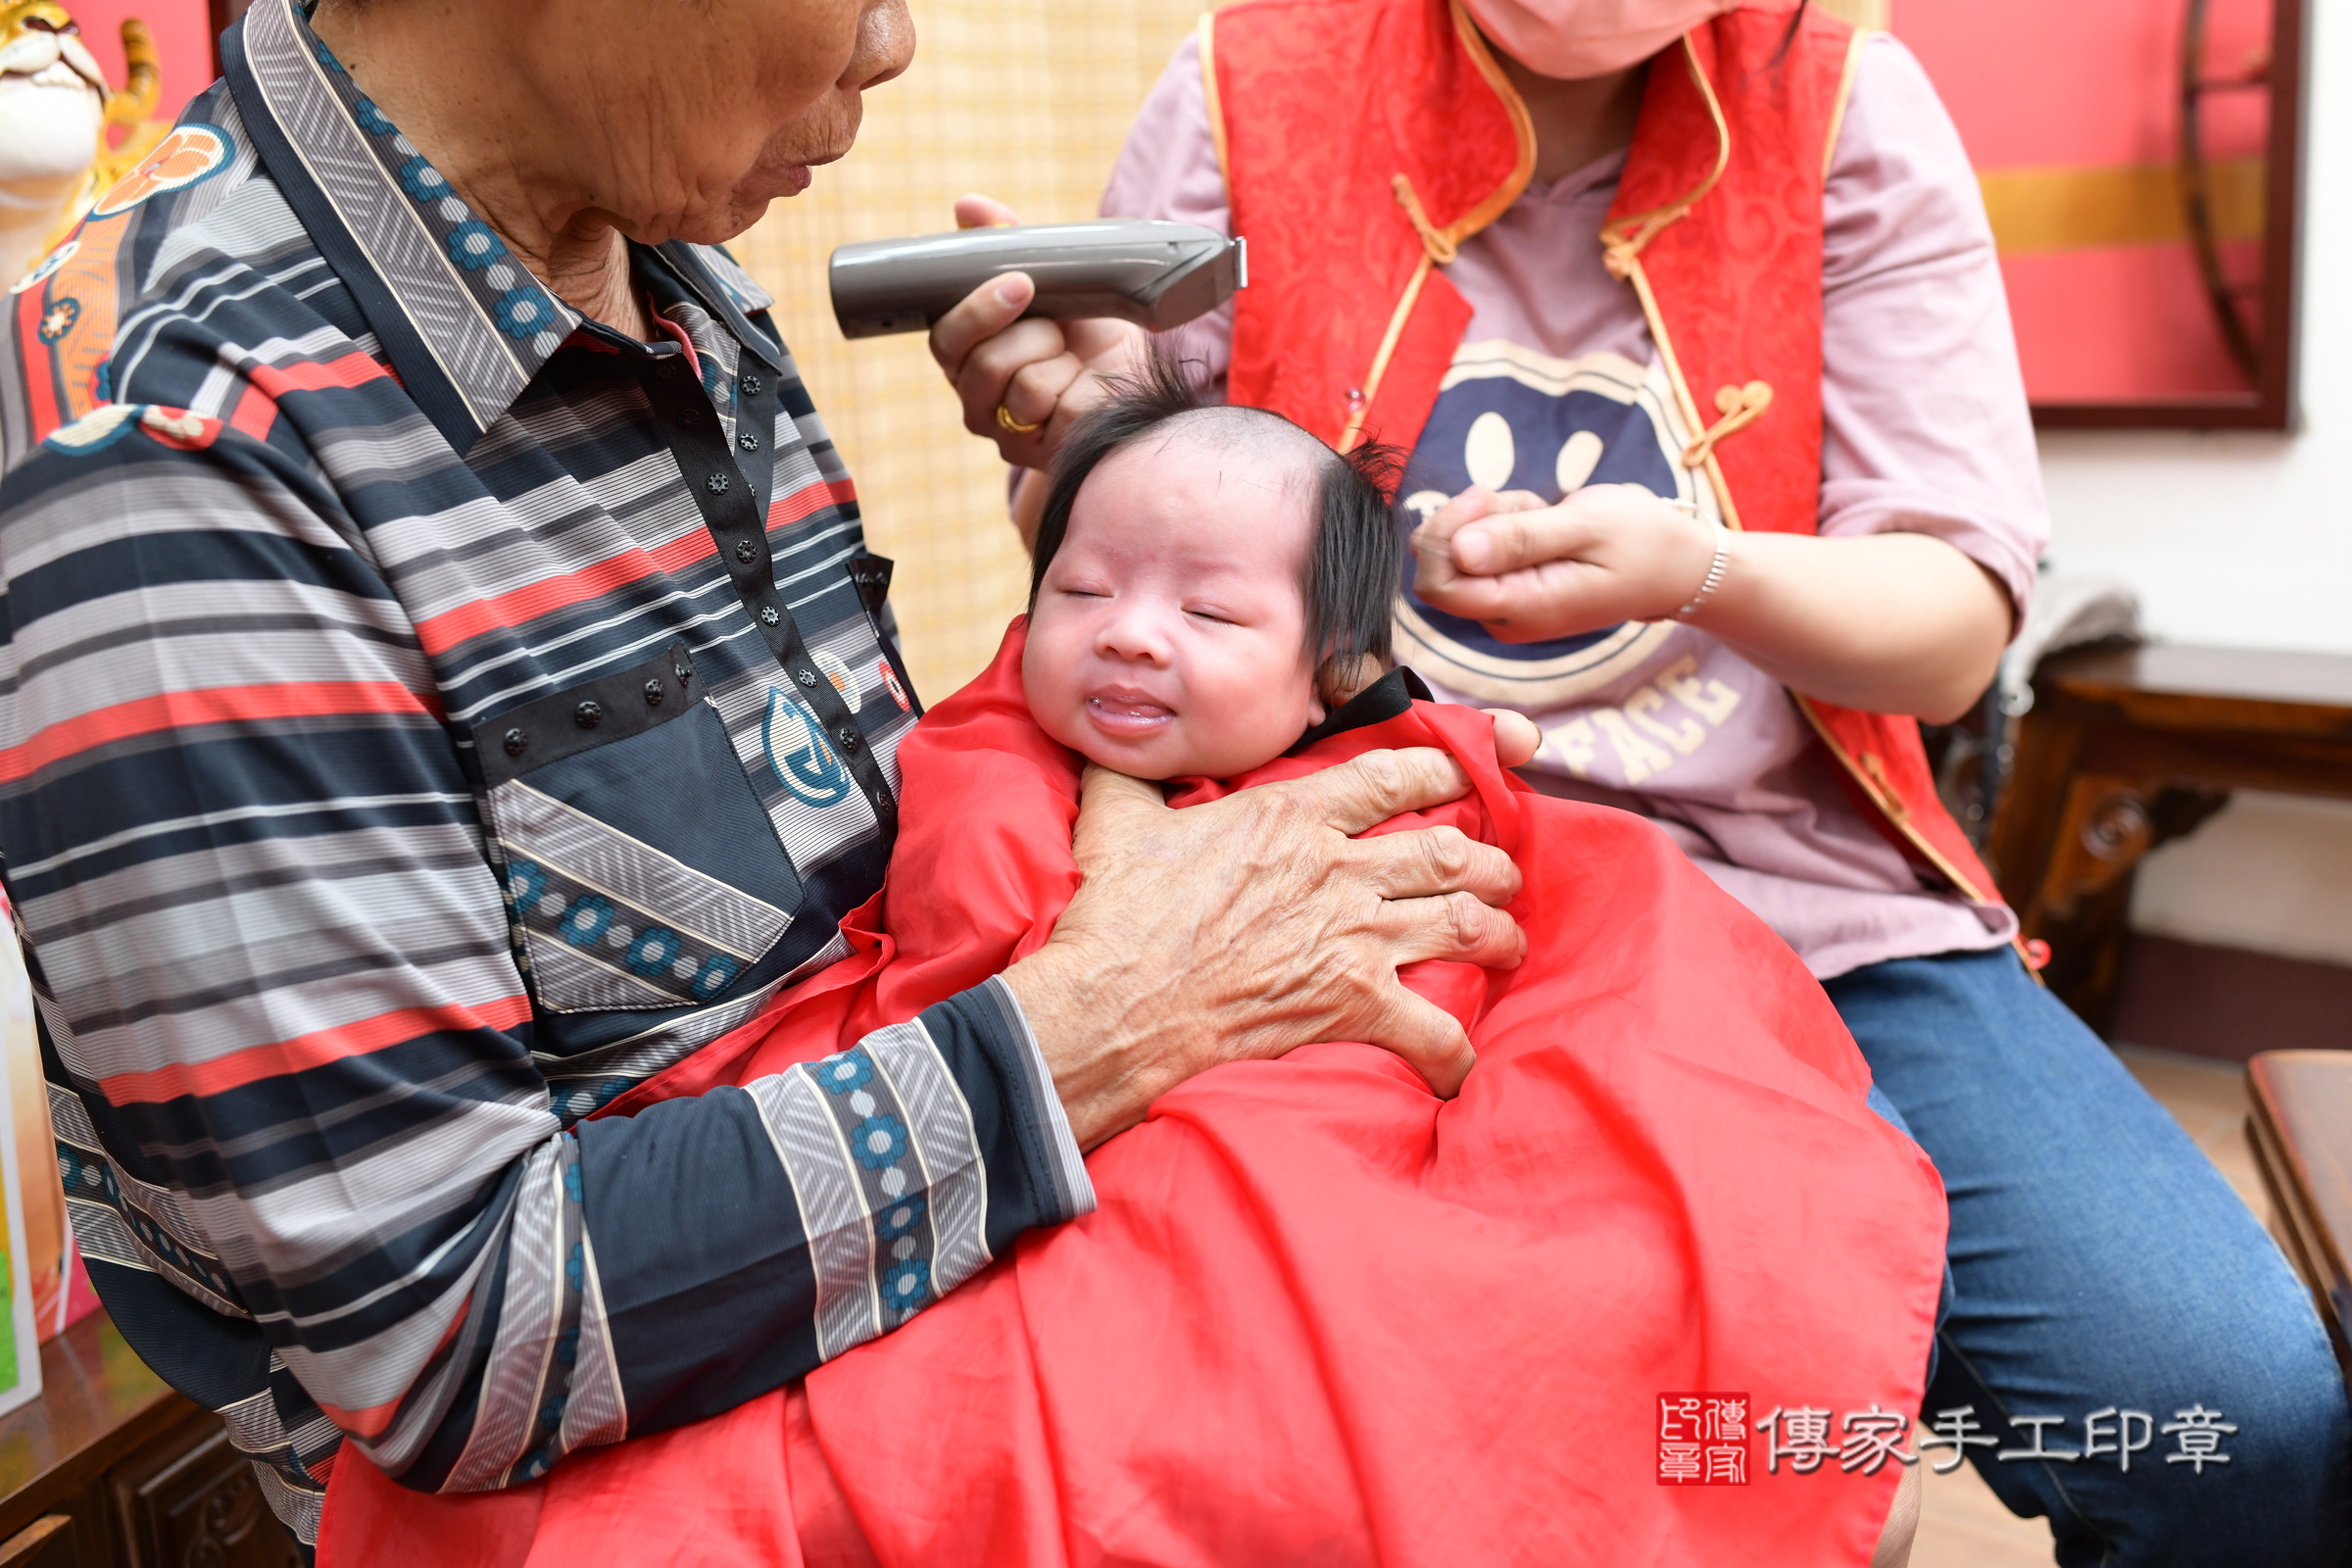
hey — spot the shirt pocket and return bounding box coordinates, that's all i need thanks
[472,640,802,1015]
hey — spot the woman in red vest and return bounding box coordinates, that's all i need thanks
[931,1,2350,1562]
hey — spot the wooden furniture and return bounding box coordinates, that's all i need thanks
[0,1310,299,1568]
[2248,1051,2352,1374]
[1984,643,2352,1035]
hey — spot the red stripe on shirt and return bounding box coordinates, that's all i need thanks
[0,680,441,785]
[767,477,858,530]
[16,289,65,444]
[98,992,537,1106]
[227,381,278,442]
[250,353,393,397]
[411,528,717,657]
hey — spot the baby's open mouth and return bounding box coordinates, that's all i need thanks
[1084,691,1175,737]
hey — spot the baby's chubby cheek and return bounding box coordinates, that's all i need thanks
[1018,620,1096,759]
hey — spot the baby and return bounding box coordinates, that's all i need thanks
[1020,354,1405,780]
[471,358,1944,1568]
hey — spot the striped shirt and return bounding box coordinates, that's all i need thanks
[0,0,1092,1542]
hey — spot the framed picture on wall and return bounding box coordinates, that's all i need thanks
[1901,0,2310,428]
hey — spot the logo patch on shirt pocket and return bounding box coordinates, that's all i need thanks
[493,780,789,1011]
[473,640,800,1016]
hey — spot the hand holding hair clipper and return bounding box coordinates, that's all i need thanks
[911,196,1240,520]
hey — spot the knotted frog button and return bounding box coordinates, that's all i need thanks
[574,700,604,729]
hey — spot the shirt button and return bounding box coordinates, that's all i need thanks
[739,372,763,397]
[797,668,817,687]
[574,700,604,728]
[737,431,760,452]
[678,406,702,426]
[735,540,756,564]
[706,473,730,495]
[503,728,528,756]
[759,606,780,625]
[836,725,863,754]
[643,678,664,707]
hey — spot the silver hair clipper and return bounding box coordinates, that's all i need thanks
[829,220,1246,340]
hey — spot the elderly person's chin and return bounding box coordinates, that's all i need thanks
[685,132,855,245]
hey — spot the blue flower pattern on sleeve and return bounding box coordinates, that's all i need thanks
[817,1051,873,1095]
[880,1258,930,1314]
[851,1114,909,1171]
[874,1194,927,1241]
[791,1041,947,1328]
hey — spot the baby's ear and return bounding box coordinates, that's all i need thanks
[1315,652,1387,719]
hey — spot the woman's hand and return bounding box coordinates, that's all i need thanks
[928,194,1151,478]
[1410,484,2015,723]
[1410,483,1717,640]
[1002,742,1532,1150]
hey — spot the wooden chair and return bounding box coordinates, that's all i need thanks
[1984,642,2352,1034]
[2249,1053,2352,1376]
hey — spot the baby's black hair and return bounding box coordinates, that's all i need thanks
[1028,350,1402,692]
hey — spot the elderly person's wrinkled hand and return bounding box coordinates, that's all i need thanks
[1004,738,1533,1150]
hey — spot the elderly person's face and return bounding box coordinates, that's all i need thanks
[318,0,915,253]
[546,0,913,243]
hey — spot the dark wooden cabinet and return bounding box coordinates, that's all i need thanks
[0,1312,301,1568]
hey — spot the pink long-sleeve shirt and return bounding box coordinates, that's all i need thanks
[1101,31,2048,979]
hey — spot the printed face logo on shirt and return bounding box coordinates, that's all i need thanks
[761,687,854,808]
[89,123,230,219]
[1392,342,1703,709]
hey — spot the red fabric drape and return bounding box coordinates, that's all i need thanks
[322,621,1945,1567]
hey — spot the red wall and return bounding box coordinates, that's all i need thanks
[1899,0,2276,403]
[62,0,219,126]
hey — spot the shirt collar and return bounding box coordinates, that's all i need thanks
[222,0,779,454]
[1288,665,1435,755]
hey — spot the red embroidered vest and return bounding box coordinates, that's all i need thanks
[1205,0,2004,908]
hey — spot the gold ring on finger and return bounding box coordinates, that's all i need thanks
[996,403,1046,435]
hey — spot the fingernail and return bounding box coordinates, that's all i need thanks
[996,277,1027,306]
[1455,527,1491,572]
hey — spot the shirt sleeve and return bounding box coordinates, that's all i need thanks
[1818,33,2050,627]
[0,411,1092,1501]
[1099,31,1237,401]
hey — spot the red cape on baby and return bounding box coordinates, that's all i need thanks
[322,619,1946,1567]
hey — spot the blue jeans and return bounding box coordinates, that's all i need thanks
[1828,950,2350,1567]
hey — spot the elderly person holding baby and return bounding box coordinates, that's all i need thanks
[0,0,1539,1554]
[939,0,2351,1561]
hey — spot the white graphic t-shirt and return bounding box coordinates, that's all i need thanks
[1102,32,2048,979]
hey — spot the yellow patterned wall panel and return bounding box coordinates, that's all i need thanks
[733,2,1225,704]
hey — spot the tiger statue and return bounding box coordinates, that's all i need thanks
[0,1,164,286]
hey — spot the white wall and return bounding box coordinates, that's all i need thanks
[2032,0,2352,961]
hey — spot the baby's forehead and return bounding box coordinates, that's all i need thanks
[1089,413,1328,523]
